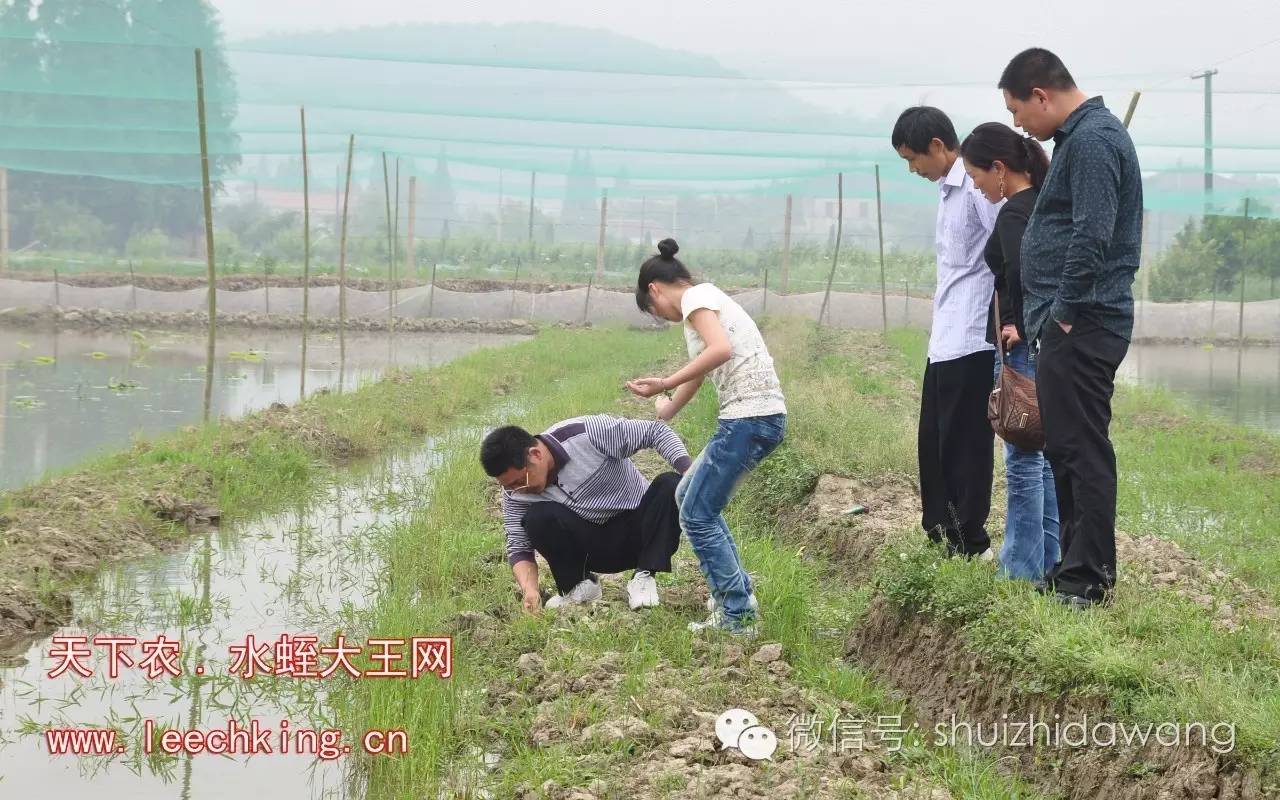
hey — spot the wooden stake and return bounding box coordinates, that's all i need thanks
[128,259,137,310]
[195,48,217,423]
[818,173,843,326]
[781,193,792,293]
[406,175,417,277]
[1122,91,1142,129]
[875,165,888,333]
[595,189,608,280]
[338,134,355,391]
[428,262,438,317]
[382,152,394,335]
[1238,198,1250,346]
[583,271,594,324]
[299,106,311,397]
[392,156,400,332]
[53,268,60,306]
[511,257,521,318]
[0,167,8,274]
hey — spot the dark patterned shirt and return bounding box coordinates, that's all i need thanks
[1021,96,1144,341]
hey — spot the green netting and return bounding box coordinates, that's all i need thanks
[1,1,1279,307]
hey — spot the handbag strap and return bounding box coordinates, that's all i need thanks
[993,290,1006,367]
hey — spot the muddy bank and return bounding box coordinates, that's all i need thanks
[0,306,544,335]
[1,270,602,295]
[0,400,376,652]
[787,475,1272,799]
[845,602,1267,800]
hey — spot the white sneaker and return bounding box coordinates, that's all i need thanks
[705,592,760,613]
[688,609,758,637]
[627,570,660,610]
[977,549,996,563]
[544,578,602,610]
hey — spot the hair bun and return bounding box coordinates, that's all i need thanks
[657,238,679,259]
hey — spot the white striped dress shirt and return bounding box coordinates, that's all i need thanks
[929,157,1001,363]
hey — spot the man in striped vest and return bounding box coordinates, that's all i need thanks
[481,415,691,614]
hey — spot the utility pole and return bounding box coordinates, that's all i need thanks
[1191,68,1218,215]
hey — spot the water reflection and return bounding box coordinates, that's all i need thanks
[0,328,524,491]
[0,436,461,798]
[1121,343,1280,433]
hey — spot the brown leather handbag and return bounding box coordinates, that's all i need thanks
[988,292,1045,451]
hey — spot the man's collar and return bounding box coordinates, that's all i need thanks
[535,433,569,474]
[1056,95,1105,143]
[940,155,965,191]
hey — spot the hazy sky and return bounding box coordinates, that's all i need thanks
[212,0,1280,91]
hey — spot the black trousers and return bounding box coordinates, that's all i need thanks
[521,472,682,594]
[918,351,995,556]
[1037,316,1130,601]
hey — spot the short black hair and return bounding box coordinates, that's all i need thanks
[480,425,536,477]
[890,106,959,154]
[999,48,1077,101]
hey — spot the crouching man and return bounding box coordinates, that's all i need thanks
[480,415,691,613]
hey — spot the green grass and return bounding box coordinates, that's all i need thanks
[870,328,1280,773]
[1111,385,1280,600]
[338,320,1051,799]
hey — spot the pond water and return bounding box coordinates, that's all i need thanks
[0,327,525,491]
[1120,343,1280,435]
[0,425,487,799]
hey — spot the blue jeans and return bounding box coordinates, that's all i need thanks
[675,414,786,624]
[994,343,1061,582]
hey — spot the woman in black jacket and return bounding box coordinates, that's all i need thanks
[960,122,1059,585]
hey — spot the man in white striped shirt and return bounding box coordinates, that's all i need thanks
[480,415,692,613]
[893,106,1000,560]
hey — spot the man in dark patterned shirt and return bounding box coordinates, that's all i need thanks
[999,48,1143,608]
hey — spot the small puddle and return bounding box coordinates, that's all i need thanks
[0,405,507,797]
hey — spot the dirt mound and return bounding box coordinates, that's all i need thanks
[1118,532,1279,631]
[782,474,919,580]
[477,623,952,800]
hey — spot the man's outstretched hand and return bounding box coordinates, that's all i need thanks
[522,589,543,614]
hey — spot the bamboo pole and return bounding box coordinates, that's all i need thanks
[393,157,400,328]
[594,188,608,280]
[338,134,355,392]
[0,167,8,274]
[128,259,137,310]
[762,263,769,315]
[818,173,843,326]
[583,271,595,324]
[1122,91,1142,129]
[428,262,438,317]
[195,48,217,423]
[299,106,311,398]
[382,152,394,335]
[781,193,792,293]
[875,165,888,333]
[53,268,60,306]
[1238,198,1250,346]
[406,175,417,276]
[510,257,521,318]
